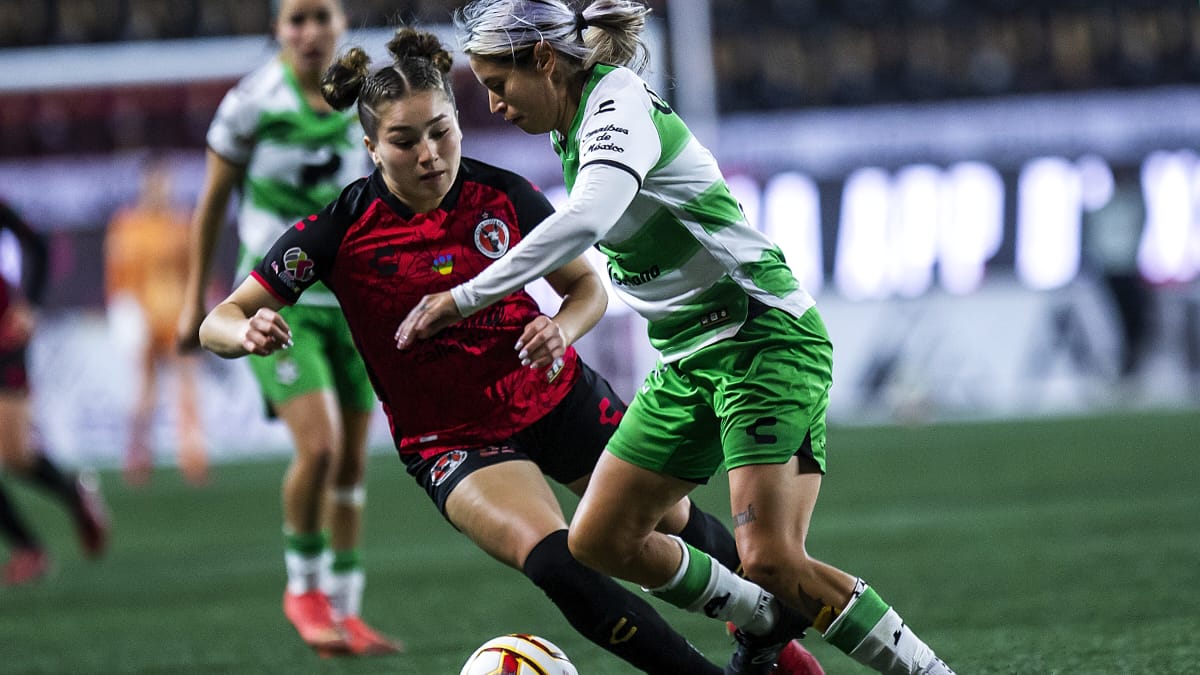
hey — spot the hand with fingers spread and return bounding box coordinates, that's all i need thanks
[515,314,567,371]
[241,307,293,356]
[394,291,463,350]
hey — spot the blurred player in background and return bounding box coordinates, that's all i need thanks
[1082,164,1150,381]
[174,0,397,656]
[105,156,207,486]
[0,200,110,586]
[397,1,957,674]
[198,28,821,675]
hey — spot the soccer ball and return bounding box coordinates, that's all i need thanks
[459,633,579,675]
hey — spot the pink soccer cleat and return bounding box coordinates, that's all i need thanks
[284,590,350,653]
[340,615,404,655]
[776,639,825,675]
[3,547,50,586]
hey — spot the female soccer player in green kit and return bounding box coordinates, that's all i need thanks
[176,0,397,655]
[396,2,957,674]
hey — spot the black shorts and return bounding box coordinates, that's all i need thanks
[400,362,627,520]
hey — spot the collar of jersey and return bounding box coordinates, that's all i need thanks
[370,163,466,220]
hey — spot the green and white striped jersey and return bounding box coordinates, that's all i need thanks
[207,59,368,306]
[554,65,815,361]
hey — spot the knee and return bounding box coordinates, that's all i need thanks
[566,525,604,570]
[567,524,634,575]
[739,540,810,595]
[294,442,338,473]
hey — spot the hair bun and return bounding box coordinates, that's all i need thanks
[386,27,454,74]
[321,47,373,110]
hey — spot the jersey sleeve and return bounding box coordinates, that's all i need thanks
[576,77,663,186]
[251,206,344,305]
[206,82,258,166]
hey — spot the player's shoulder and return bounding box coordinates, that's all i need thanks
[458,157,541,198]
[236,60,287,95]
[593,64,643,88]
[323,173,378,224]
[222,60,288,113]
[587,65,650,106]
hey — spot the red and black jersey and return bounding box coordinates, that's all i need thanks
[252,158,581,458]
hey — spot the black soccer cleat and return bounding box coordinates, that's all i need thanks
[725,602,813,675]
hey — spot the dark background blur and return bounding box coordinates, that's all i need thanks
[0,1,1197,461]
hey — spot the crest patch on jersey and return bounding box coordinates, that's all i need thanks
[281,247,316,284]
[473,217,511,259]
[432,253,454,275]
[430,449,469,486]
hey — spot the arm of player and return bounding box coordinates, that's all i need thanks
[516,255,608,369]
[178,149,244,351]
[394,163,637,349]
[199,276,292,358]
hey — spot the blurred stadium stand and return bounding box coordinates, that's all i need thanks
[0,1,1195,158]
[0,1,1197,463]
[0,1,1194,109]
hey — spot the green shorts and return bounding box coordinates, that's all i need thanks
[607,306,833,482]
[249,304,376,413]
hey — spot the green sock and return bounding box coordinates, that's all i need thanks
[823,583,890,653]
[285,530,328,555]
[649,540,712,608]
[824,580,952,675]
[332,548,360,574]
[648,537,774,632]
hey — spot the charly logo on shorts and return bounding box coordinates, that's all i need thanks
[430,449,469,486]
[275,357,299,386]
[473,217,510,259]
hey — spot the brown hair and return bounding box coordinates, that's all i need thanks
[320,27,456,140]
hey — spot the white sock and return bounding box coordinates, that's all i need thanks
[284,548,331,595]
[647,535,777,633]
[323,568,365,618]
[848,607,954,675]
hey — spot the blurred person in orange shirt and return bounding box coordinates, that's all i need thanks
[105,157,207,486]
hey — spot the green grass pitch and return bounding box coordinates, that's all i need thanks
[2,410,1197,673]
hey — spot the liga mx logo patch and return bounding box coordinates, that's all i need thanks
[430,449,469,486]
[282,247,315,283]
[473,217,510,259]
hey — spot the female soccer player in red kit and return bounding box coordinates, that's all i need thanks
[0,200,109,586]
